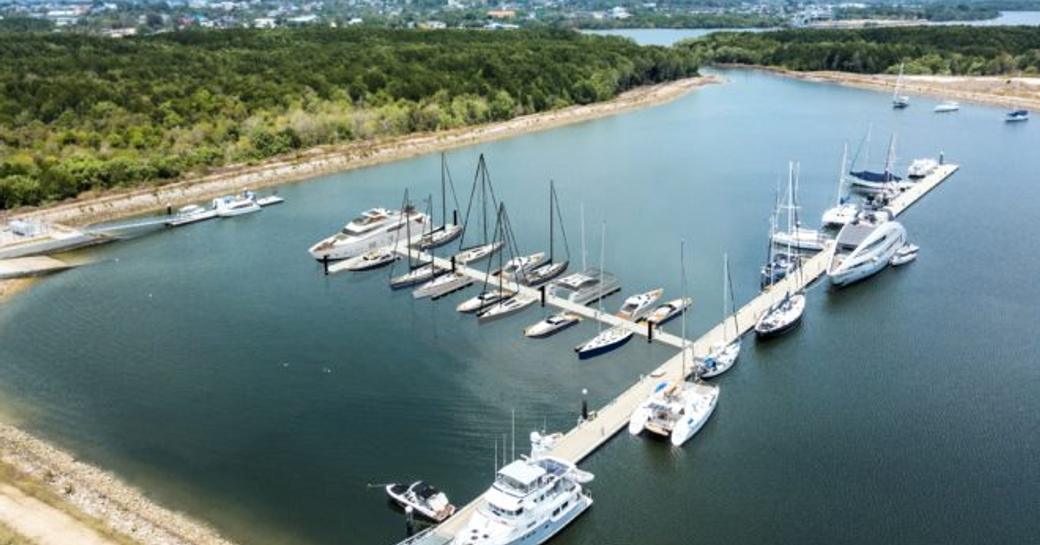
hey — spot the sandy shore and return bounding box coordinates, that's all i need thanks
[7,76,718,229]
[750,66,1040,110]
[0,423,236,545]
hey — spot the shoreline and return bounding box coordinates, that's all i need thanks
[734,65,1040,110]
[7,76,719,229]
[0,75,719,545]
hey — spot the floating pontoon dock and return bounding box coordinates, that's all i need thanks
[394,163,959,545]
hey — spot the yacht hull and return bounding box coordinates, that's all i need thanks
[576,332,632,360]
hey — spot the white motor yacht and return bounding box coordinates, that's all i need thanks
[413,272,474,299]
[457,289,515,313]
[628,380,719,447]
[385,481,456,522]
[891,242,919,266]
[645,298,692,326]
[454,241,504,265]
[524,313,581,338]
[754,293,806,338]
[451,457,593,545]
[213,191,261,217]
[167,204,217,227]
[907,158,939,179]
[309,207,429,261]
[827,219,907,287]
[547,269,621,306]
[616,288,664,321]
[477,294,537,322]
[934,101,960,113]
[575,325,633,359]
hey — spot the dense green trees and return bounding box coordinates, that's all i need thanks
[0,28,699,209]
[684,26,1040,75]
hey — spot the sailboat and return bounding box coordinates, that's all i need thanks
[575,223,633,359]
[756,164,807,339]
[477,204,536,322]
[849,133,912,194]
[699,254,741,378]
[417,153,463,250]
[628,240,719,446]
[524,181,571,286]
[390,193,446,289]
[770,162,825,252]
[453,154,504,265]
[892,63,910,109]
[821,142,860,228]
[761,181,795,288]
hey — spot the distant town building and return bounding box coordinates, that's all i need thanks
[487,9,515,19]
[609,6,631,19]
[253,17,277,27]
[347,17,363,25]
[418,20,447,29]
[103,27,138,38]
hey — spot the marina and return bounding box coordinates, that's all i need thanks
[0,65,1035,545]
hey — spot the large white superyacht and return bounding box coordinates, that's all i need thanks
[308,206,429,261]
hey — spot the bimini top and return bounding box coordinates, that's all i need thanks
[850,170,903,183]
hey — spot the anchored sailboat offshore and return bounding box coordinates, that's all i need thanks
[304,149,960,545]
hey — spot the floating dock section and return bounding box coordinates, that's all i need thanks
[394,163,959,545]
[0,256,76,280]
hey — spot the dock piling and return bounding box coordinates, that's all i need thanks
[647,321,653,343]
[581,388,588,422]
[540,285,546,307]
[405,506,415,537]
[322,255,329,276]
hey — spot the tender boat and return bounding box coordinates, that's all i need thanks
[255,194,284,207]
[213,191,261,217]
[547,269,621,306]
[934,101,960,113]
[390,262,446,289]
[821,202,860,228]
[457,289,515,313]
[907,158,939,179]
[413,272,473,299]
[454,241,504,265]
[1005,109,1030,122]
[575,325,633,359]
[645,297,691,326]
[477,294,537,322]
[451,456,593,545]
[309,207,429,261]
[616,288,663,321]
[328,247,399,273]
[890,242,919,266]
[167,204,217,227]
[529,430,563,458]
[628,380,719,447]
[754,293,806,338]
[385,481,456,522]
[524,312,581,338]
[827,218,907,287]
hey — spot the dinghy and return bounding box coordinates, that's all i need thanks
[385,481,456,522]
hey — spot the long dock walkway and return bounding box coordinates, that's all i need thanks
[395,163,959,545]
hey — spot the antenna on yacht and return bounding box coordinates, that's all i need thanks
[493,439,498,475]
[580,202,586,272]
[511,409,516,463]
[680,239,688,381]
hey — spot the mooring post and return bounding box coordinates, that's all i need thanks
[453,209,458,225]
[165,204,172,216]
[647,321,653,343]
[581,388,588,422]
[540,285,546,307]
[322,255,329,276]
[939,151,945,165]
[405,506,415,537]
[451,255,456,273]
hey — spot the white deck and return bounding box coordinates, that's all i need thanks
[393,163,959,545]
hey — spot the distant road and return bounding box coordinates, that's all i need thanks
[0,484,115,545]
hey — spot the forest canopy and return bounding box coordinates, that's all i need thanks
[683,26,1040,75]
[0,28,699,209]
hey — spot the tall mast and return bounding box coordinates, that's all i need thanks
[726,252,738,334]
[681,239,688,379]
[440,153,447,228]
[404,189,412,267]
[548,181,554,263]
[884,133,897,182]
[836,142,849,206]
[596,222,605,332]
[580,203,587,272]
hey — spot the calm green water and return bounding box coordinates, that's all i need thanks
[1,69,1038,545]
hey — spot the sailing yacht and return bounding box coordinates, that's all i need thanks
[616,289,664,321]
[699,254,741,379]
[454,154,503,265]
[417,154,464,250]
[328,247,399,273]
[495,252,547,282]
[575,224,633,359]
[309,206,429,261]
[757,171,807,339]
[413,271,474,299]
[628,380,719,446]
[478,294,537,322]
[892,63,910,109]
[475,204,535,322]
[849,133,913,194]
[451,456,594,545]
[524,312,581,338]
[457,289,515,313]
[826,216,907,287]
[771,163,826,251]
[523,181,571,287]
[821,143,860,228]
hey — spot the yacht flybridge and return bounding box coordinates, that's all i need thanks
[452,456,593,545]
[826,214,907,287]
[628,380,719,446]
[309,206,428,261]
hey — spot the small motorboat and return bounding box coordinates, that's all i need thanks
[329,247,399,273]
[385,481,456,522]
[390,263,445,289]
[167,204,217,227]
[616,288,664,321]
[413,272,473,299]
[213,191,261,217]
[529,430,564,458]
[575,326,633,359]
[698,341,741,379]
[477,294,537,322]
[453,241,504,265]
[524,312,581,338]
[417,224,463,250]
[644,297,692,326]
[934,101,960,113]
[890,243,919,266]
[907,158,939,179]
[754,293,806,338]
[255,194,285,207]
[523,260,569,287]
[456,289,514,313]
[821,202,860,228]
[1005,109,1030,122]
